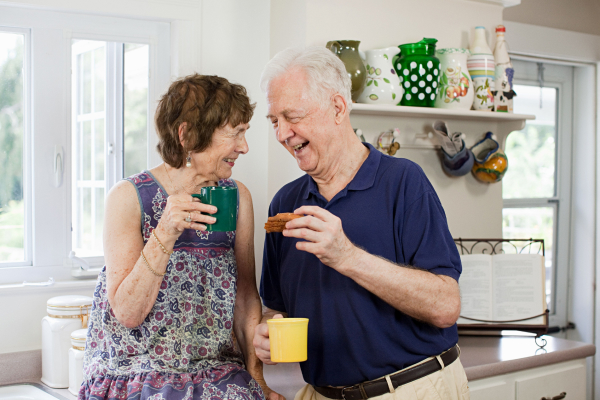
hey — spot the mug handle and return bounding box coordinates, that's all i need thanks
[326,40,342,56]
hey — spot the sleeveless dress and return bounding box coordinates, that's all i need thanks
[79,171,264,400]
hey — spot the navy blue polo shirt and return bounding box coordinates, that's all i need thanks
[260,143,461,387]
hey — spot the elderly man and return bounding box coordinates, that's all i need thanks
[253,47,469,400]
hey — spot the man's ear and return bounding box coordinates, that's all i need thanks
[332,94,348,125]
[178,122,188,147]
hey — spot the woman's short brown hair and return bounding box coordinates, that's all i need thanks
[155,74,256,168]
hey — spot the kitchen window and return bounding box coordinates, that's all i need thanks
[0,6,169,280]
[502,59,573,329]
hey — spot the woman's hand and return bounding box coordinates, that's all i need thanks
[254,378,286,400]
[157,193,218,240]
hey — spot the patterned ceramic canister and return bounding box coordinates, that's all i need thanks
[393,38,440,107]
[468,26,495,111]
[470,132,508,183]
[357,47,403,105]
[326,40,367,102]
[435,48,474,110]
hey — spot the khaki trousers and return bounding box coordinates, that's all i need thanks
[294,356,470,400]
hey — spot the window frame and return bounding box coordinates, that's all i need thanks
[502,59,574,329]
[0,26,32,268]
[0,6,170,282]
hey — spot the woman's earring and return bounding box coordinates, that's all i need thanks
[186,151,192,168]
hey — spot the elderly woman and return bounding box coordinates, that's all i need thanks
[80,74,280,400]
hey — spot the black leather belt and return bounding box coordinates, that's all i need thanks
[314,345,460,400]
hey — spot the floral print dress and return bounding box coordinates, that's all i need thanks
[79,171,264,400]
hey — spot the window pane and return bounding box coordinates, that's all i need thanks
[502,85,557,199]
[502,207,554,311]
[0,32,25,263]
[72,40,105,257]
[123,43,149,177]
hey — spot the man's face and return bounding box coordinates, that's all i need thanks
[266,68,336,175]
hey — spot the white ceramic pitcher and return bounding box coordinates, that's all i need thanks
[357,47,403,105]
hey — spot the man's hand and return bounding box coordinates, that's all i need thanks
[253,313,284,365]
[282,206,358,272]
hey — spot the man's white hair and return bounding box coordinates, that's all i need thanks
[259,46,353,111]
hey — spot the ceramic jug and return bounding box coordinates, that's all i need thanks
[357,47,403,105]
[468,26,495,111]
[470,132,508,183]
[326,40,367,102]
[393,38,440,107]
[435,48,474,110]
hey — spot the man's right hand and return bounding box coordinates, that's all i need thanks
[253,313,284,365]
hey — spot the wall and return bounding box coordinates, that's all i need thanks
[504,0,600,37]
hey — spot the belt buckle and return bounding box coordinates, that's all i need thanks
[340,386,353,400]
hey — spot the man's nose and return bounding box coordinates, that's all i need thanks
[276,119,293,143]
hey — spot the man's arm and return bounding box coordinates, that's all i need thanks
[282,206,460,328]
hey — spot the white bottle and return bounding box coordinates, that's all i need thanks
[41,295,92,388]
[467,26,495,111]
[68,329,87,395]
[493,25,515,113]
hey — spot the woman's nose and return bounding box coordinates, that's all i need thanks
[237,135,249,154]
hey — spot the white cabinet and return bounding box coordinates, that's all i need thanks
[469,359,586,400]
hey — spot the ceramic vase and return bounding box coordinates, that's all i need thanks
[470,132,508,183]
[468,26,495,111]
[326,40,367,102]
[393,38,440,107]
[435,48,474,110]
[357,47,403,105]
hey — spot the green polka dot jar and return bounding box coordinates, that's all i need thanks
[393,38,440,107]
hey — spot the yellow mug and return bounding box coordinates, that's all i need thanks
[267,318,309,363]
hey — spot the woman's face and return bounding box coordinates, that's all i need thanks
[191,122,250,181]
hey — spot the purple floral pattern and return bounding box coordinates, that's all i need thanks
[79,171,259,400]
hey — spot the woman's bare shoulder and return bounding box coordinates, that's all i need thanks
[105,180,141,228]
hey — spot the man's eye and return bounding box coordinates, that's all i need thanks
[271,120,278,127]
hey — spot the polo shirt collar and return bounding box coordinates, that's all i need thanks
[302,142,381,200]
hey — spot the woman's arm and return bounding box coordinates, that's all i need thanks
[105,179,216,328]
[232,181,283,400]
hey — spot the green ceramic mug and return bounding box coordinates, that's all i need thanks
[191,186,237,232]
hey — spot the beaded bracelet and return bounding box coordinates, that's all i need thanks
[140,250,165,277]
[152,229,173,255]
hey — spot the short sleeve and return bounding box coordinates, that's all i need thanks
[259,206,287,313]
[402,191,462,281]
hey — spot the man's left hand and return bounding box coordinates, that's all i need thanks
[282,206,358,272]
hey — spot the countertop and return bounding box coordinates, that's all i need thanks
[31,335,597,400]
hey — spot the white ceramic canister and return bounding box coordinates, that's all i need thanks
[468,26,495,111]
[68,328,87,395]
[357,47,403,105]
[434,48,474,110]
[41,295,92,388]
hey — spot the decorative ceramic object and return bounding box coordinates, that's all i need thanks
[435,48,474,109]
[393,38,440,107]
[468,26,495,111]
[470,132,508,183]
[432,121,473,176]
[357,47,403,105]
[377,128,400,156]
[326,40,367,102]
[493,26,516,112]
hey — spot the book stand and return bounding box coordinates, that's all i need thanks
[454,238,549,346]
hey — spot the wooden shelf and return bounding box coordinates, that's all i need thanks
[350,103,536,123]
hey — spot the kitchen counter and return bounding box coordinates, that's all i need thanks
[8,335,595,400]
[459,335,595,381]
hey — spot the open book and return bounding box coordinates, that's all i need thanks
[458,253,547,327]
